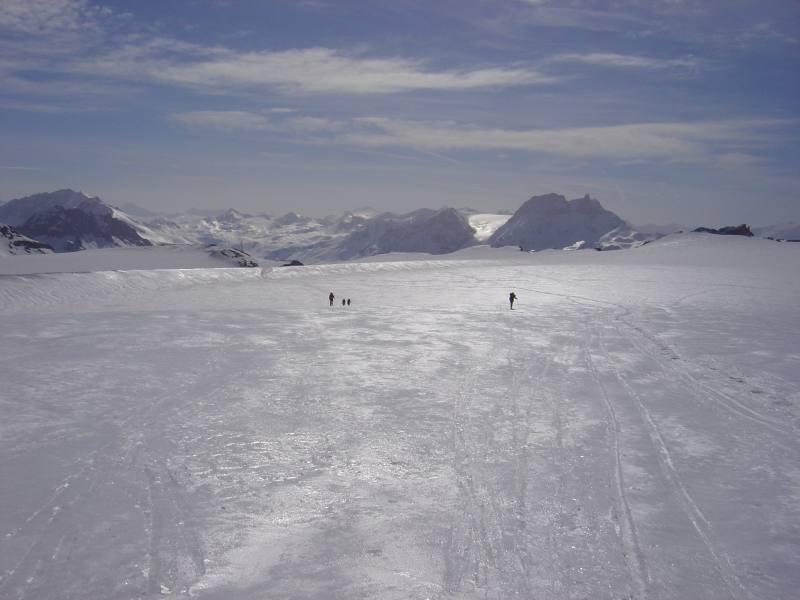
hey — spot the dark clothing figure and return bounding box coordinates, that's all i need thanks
[329,292,335,306]
[509,292,517,310]
[342,299,346,306]
[347,299,351,306]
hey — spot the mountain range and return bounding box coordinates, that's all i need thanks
[2,189,789,263]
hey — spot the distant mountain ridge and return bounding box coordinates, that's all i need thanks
[3,188,727,261]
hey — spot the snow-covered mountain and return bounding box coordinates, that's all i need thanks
[138,206,478,262]
[489,193,649,251]
[0,190,152,252]
[2,189,661,261]
[0,223,53,256]
[333,207,476,260]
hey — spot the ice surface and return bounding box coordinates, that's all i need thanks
[1,234,798,599]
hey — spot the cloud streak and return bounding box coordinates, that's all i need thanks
[75,45,555,95]
[169,110,271,132]
[548,53,698,70]
[338,117,788,162]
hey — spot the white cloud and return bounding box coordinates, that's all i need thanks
[0,0,93,34]
[73,45,553,95]
[338,117,786,162]
[160,48,553,94]
[548,53,697,70]
[169,111,271,132]
[286,116,345,132]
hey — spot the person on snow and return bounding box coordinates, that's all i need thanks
[509,291,517,310]
[342,298,346,306]
[347,298,351,306]
[329,292,335,307]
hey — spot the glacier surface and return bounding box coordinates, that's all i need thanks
[0,234,798,599]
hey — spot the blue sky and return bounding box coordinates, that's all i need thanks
[0,0,798,226]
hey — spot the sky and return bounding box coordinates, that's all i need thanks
[0,0,798,226]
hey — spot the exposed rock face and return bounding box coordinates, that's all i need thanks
[0,189,152,252]
[489,193,627,251]
[693,224,753,237]
[209,247,259,267]
[0,223,53,255]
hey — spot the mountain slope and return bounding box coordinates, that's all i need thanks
[0,190,152,252]
[333,207,476,260]
[489,193,630,250]
[0,223,53,256]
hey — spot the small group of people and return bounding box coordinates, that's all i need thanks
[328,292,351,307]
[330,291,516,309]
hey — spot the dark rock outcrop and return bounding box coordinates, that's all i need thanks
[1,223,54,255]
[693,224,753,237]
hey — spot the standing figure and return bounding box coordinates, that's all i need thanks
[347,298,351,306]
[342,298,346,306]
[329,292,335,306]
[509,291,517,310]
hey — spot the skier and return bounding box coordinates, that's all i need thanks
[509,291,517,310]
[342,298,346,306]
[329,292,335,306]
[347,298,351,306]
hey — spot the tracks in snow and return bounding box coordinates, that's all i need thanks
[593,321,753,600]
[616,317,796,443]
[583,328,650,599]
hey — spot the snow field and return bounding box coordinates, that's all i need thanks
[0,236,798,599]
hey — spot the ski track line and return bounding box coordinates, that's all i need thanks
[445,315,587,598]
[616,318,797,444]
[583,327,650,600]
[516,279,795,442]
[597,324,753,600]
[502,323,562,597]
[0,355,241,599]
[504,335,555,598]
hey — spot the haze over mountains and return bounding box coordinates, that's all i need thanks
[0,189,794,264]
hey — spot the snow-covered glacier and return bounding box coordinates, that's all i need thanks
[0,233,798,599]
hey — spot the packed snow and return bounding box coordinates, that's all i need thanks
[0,233,798,600]
[0,245,262,276]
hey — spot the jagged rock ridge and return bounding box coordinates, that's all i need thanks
[1,223,53,256]
[489,193,631,250]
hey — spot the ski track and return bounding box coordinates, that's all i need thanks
[582,326,650,599]
[596,319,751,600]
[616,317,796,442]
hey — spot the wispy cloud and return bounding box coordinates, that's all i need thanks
[548,53,698,70]
[77,46,555,95]
[0,164,41,170]
[286,116,345,132]
[168,110,271,131]
[337,117,788,163]
[0,0,96,34]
